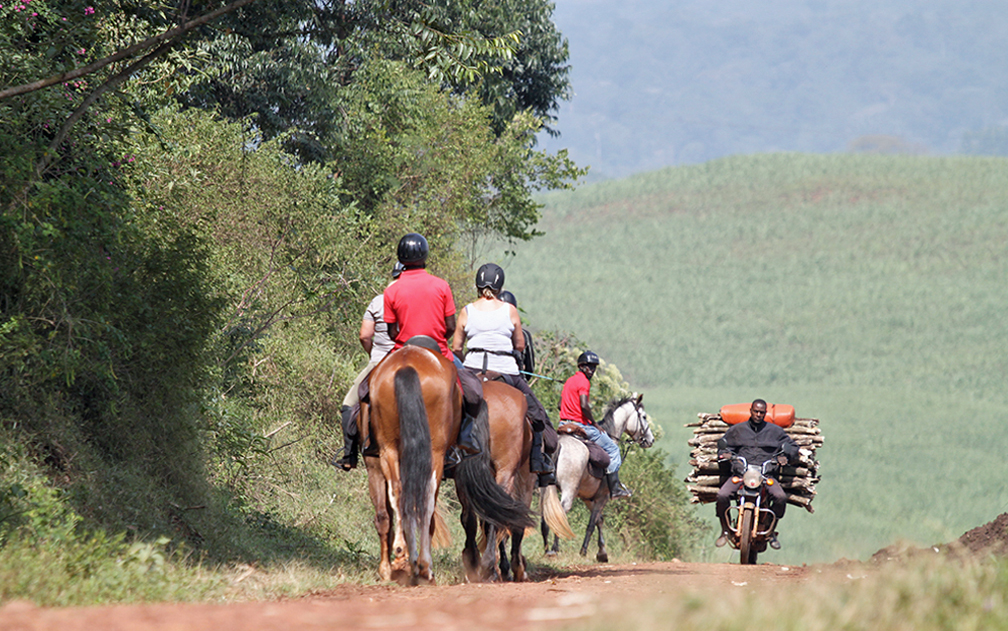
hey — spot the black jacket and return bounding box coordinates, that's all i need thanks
[717,419,799,467]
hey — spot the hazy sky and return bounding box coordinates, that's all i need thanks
[540,0,1007,179]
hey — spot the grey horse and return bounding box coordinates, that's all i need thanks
[542,393,655,561]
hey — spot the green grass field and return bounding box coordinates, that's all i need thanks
[495,153,1008,564]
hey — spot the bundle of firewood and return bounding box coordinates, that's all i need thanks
[683,413,822,513]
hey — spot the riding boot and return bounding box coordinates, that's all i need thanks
[455,397,482,455]
[333,405,359,471]
[530,429,556,486]
[457,412,480,455]
[529,429,552,474]
[606,471,632,499]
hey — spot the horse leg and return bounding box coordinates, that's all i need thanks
[479,521,501,582]
[385,475,411,585]
[411,471,438,586]
[367,466,393,582]
[460,502,481,583]
[510,528,527,582]
[498,536,511,580]
[595,511,608,563]
[580,500,598,557]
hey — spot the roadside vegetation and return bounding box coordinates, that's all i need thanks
[579,554,1008,631]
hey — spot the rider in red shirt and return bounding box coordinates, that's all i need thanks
[384,233,481,457]
[384,265,455,359]
[559,351,631,499]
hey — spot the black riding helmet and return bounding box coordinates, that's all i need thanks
[397,233,428,266]
[498,290,517,308]
[392,261,405,279]
[475,263,505,293]
[577,350,600,366]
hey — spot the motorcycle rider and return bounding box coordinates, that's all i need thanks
[558,351,631,499]
[715,398,799,549]
[452,265,555,485]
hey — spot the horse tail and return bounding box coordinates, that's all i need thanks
[541,485,574,540]
[455,401,535,533]
[395,366,432,562]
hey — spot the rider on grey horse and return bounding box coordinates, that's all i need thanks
[558,351,631,499]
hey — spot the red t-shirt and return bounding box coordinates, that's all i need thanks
[559,370,591,424]
[383,268,456,359]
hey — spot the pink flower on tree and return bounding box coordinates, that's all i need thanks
[84,5,94,14]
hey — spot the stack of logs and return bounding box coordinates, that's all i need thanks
[684,413,822,513]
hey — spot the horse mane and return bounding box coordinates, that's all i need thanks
[599,395,633,439]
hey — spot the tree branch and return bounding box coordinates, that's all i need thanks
[35,37,181,179]
[0,0,261,101]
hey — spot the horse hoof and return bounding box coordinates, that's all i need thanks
[544,550,557,558]
[596,552,609,563]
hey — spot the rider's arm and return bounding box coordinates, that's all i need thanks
[444,313,457,343]
[451,308,468,360]
[359,319,376,354]
[579,393,595,425]
[780,433,799,463]
[508,305,525,354]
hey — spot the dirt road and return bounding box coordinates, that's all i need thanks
[0,561,815,631]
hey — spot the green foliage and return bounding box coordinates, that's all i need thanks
[606,444,707,561]
[0,438,221,605]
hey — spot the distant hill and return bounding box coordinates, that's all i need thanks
[541,0,1008,180]
[492,154,1008,562]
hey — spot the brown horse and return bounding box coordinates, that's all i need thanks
[460,380,573,582]
[363,344,534,585]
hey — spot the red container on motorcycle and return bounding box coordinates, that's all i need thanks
[720,403,795,428]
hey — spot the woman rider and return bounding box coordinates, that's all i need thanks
[452,264,555,484]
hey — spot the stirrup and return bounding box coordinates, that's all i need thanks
[332,448,358,471]
[610,483,632,499]
[332,436,359,471]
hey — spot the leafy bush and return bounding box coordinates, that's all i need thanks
[526,329,707,560]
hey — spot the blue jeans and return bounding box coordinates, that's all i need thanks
[570,422,621,474]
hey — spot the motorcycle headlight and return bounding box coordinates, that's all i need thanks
[743,469,762,489]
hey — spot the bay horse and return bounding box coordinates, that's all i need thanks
[542,393,654,562]
[363,343,533,585]
[459,380,573,582]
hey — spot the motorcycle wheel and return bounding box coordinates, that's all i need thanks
[739,508,756,565]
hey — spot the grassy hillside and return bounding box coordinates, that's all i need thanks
[493,153,1008,563]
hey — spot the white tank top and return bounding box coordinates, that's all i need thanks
[462,304,518,374]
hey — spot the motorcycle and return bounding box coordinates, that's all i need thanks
[723,455,785,565]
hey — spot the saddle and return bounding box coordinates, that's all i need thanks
[558,423,610,479]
